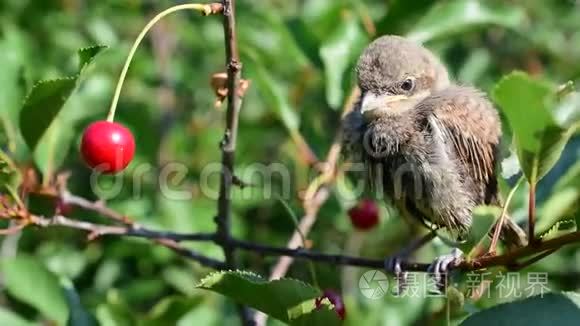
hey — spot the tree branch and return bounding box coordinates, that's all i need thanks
[5,191,580,276]
[216,1,254,324]
[215,0,242,266]
[27,214,224,269]
[233,238,431,271]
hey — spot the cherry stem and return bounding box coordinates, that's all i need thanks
[106,3,216,122]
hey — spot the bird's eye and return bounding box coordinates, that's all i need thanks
[400,78,414,91]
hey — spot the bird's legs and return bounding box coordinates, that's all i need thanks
[384,232,436,293]
[427,248,464,292]
[385,232,464,293]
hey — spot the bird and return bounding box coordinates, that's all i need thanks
[342,35,527,280]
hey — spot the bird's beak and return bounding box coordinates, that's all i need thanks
[360,93,409,117]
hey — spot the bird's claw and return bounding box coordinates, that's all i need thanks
[427,248,463,292]
[385,256,408,295]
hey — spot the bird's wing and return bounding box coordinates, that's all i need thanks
[426,86,501,191]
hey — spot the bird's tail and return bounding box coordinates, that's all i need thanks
[498,217,528,248]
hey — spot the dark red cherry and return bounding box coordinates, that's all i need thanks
[348,199,379,230]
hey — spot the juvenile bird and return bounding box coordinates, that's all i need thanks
[343,35,527,278]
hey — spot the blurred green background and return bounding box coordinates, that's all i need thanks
[1,0,580,325]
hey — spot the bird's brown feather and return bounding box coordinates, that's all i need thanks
[423,86,502,204]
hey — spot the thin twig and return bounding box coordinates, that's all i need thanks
[217,1,254,324]
[28,214,224,269]
[61,191,130,224]
[216,0,242,264]
[232,238,430,270]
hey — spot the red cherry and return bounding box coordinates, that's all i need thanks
[348,199,379,230]
[80,121,135,174]
[315,289,345,320]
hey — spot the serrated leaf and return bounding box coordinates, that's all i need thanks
[19,45,106,156]
[407,0,525,43]
[250,64,300,132]
[461,206,501,257]
[0,255,68,325]
[461,292,580,326]
[197,270,329,323]
[320,14,367,108]
[78,45,107,71]
[539,219,576,241]
[536,188,579,238]
[19,77,77,151]
[493,72,575,184]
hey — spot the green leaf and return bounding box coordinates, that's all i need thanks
[461,206,501,257]
[249,63,300,132]
[320,14,367,108]
[0,24,29,158]
[197,270,336,324]
[461,292,580,326]
[536,161,580,238]
[19,45,106,153]
[19,77,77,151]
[0,308,34,326]
[78,45,108,71]
[0,255,68,324]
[493,72,575,184]
[62,278,98,326]
[538,219,576,241]
[536,188,579,238]
[33,117,75,180]
[407,0,525,43]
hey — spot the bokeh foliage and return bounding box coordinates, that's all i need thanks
[0,0,579,325]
